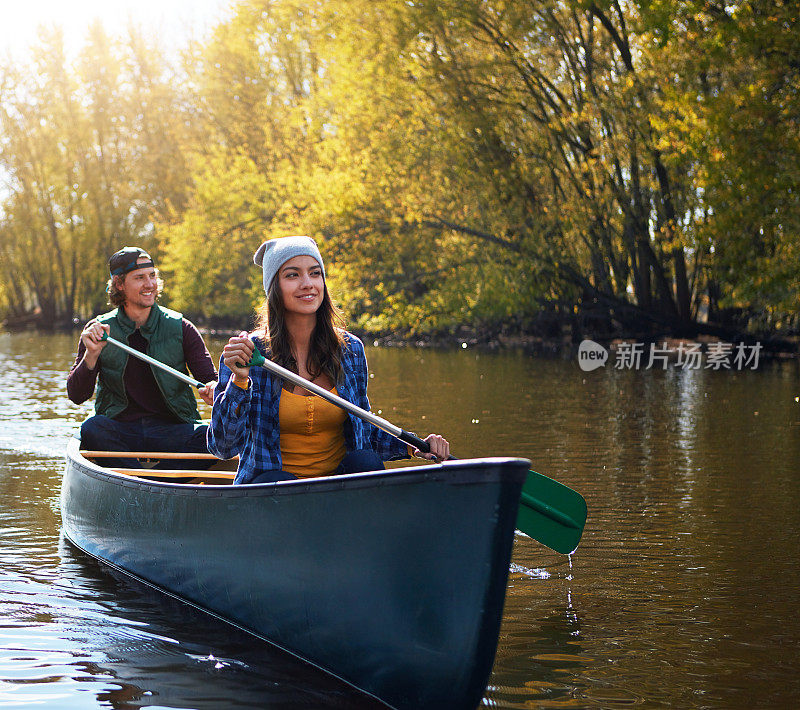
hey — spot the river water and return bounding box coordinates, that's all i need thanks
[1,331,799,709]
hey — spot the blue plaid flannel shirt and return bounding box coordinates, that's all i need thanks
[207,331,410,483]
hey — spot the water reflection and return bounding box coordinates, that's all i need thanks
[1,332,800,708]
[51,541,382,710]
[0,461,383,709]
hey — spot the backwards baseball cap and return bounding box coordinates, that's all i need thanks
[253,236,325,295]
[108,246,154,276]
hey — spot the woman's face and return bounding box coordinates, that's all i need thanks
[277,255,324,316]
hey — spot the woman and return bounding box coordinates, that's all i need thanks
[208,236,449,484]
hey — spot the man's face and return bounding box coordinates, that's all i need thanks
[118,256,158,309]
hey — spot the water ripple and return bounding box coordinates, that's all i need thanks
[2,335,800,708]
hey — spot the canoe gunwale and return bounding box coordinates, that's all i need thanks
[66,436,528,498]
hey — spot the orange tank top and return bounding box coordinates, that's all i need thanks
[279,387,347,478]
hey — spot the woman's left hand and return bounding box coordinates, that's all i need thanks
[414,434,450,462]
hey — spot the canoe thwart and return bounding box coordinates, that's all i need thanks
[81,450,237,461]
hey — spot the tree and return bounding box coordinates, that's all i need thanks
[641,0,800,329]
[3,0,796,339]
[0,23,194,325]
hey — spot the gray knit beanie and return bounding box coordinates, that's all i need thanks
[253,236,326,295]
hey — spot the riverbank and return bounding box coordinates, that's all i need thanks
[365,327,800,361]
[4,313,798,359]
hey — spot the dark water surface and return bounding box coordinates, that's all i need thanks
[2,331,800,708]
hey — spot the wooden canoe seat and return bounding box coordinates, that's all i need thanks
[110,468,236,483]
[81,450,239,484]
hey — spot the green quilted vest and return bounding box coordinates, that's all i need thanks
[94,305,201,422]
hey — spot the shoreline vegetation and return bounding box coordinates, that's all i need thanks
[5,311,797,360]
[1,2,798,355]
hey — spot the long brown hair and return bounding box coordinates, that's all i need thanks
[253,278,346,384]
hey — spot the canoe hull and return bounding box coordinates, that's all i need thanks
[61,438,527,709]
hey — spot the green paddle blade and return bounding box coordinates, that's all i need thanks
[516,470,587,554]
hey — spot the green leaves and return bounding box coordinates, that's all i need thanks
[1,0,796,337]
[0,26,193,325]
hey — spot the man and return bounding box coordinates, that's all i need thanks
[67,246,217,466]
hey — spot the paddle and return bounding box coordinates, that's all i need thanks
[516,469,587,554]
[246,349,587,554]
[100,332,205,388]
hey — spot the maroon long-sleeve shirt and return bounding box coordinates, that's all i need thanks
[67,319,217,422]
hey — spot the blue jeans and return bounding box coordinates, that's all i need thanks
[248,449,385,484]
[80,415,210,469]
